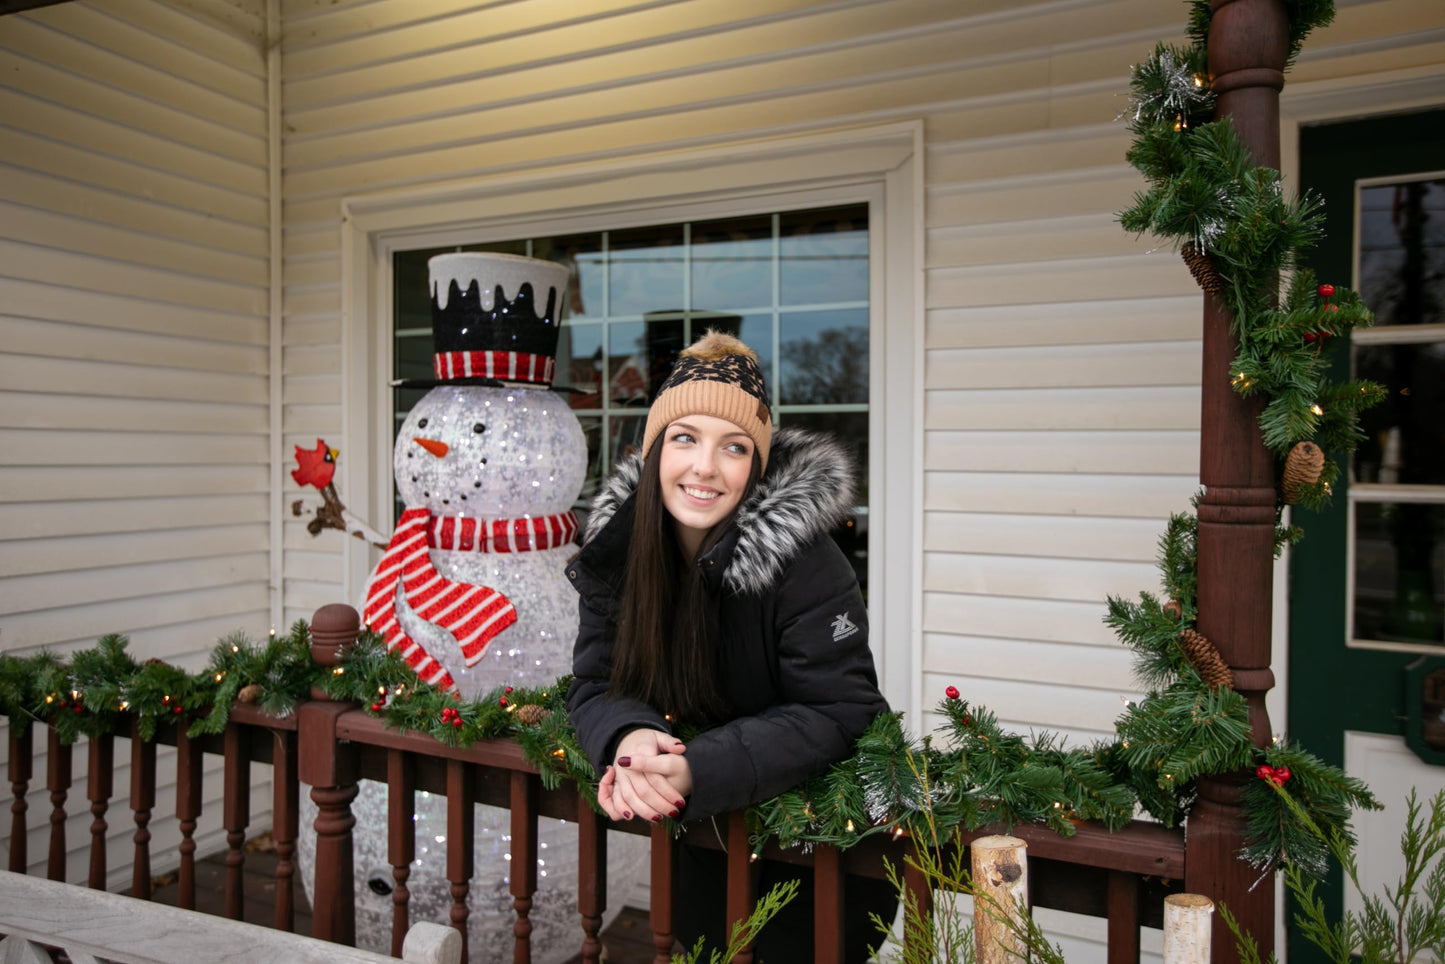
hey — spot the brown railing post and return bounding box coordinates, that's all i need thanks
[299,602,361,946]
[901,848,933,963]
[223,721,252,920]
[575,789,606,964]
[649,822,676,964]
[446,758,475,962]
[509,770,538,964]
[129,717,156,899]
[272,728,299,932]
[1107,869,1142,964]
[8,724,32,873]
[86,732,114,889]
[174,724,203,909]
[724,810,756,964]
[813,843,846,964]
[386,748,415,957]
[46,728,70,881]
[1189,1,1288,958]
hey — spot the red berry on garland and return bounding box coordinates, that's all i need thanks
[504,686,514,694]
[1256,764,1276,782]
[499,697,509,708]
[452,718,463,729]
[173,705,184,715]
[73,704,83,713]
[371,702,382,713]
[1273,767,1291,785]
[1317,284,1335,299]
[963,714,973,727]
[945,685,960,700]
[1303,331,1317,342]
[1325,304,1339,312]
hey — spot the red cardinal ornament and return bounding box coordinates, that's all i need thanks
[292,439,338,489]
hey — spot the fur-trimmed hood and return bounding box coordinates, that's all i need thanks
[580,427,857,596]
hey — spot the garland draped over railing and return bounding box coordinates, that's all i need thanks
[0,0,1383,882]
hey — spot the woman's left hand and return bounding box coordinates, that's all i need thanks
[598,728,693,823]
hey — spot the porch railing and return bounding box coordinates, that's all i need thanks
[5,605,1192,964]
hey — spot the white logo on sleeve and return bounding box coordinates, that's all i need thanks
[831,612,859,641]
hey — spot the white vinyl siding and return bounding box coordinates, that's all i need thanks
[0,0,273,887]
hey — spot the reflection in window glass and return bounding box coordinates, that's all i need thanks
[1354,501,1444,646]
[1353,342,1445,486]
[391,204,870,588]
[1358,179,1445,327]
[780,309,869,405]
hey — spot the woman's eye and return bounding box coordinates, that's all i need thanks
[670,432,693,444]
[726,443,749,455]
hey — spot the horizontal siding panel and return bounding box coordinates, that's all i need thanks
[0,239,268,316]
[0,49,266,166]
[0,178,269,266]
[2,318,267,374]
[926,386,1199,431]
[0,465,268,503]
[922,511,1163,562]
[0,90,267,198]
[927,213,1148,268]
[86,0,267,77]
[1,129,267,226]
[0,355,267,404]
[283,549,341,582]
[927,341,1200,390]
[282,317,341,348]
[1307,0,1445,52]
[0,429,267,466]
[283,577,347,615]
[927,167,1139,228]
[920,670,1132,733]
[923,592,1118,648]
[0,496,268,540]
[927,251,1197,308]
[924,471,1197,519]
[282,344,342,377]
[927,295,1200,349]
[281,256,339,289]
[0,278,267,345]
[0,15,265,130]
[926,429,1198,475]
[922,634,1136,690]
[282,373,341,405]
[282,403,343,436]
[0,553,269,616]
[923,552,1157,604]
[917,708,1115,752]
[0,584,268,651]
[0,392,266,435]
[281,284,341,317]
[927,124,1127,181]
[0,524,268,578]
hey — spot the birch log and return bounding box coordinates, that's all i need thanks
[1163,893,1215,964]
[971,834,1029,964]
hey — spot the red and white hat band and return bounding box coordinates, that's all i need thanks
[434,350,556,385]
[427,512,578,553]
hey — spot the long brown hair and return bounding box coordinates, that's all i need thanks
[608,441,762,724]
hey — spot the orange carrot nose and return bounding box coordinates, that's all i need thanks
[413,437,449,458]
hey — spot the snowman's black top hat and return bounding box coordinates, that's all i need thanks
[393,252,570,390]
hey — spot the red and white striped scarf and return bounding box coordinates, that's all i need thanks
[363,507,575,693]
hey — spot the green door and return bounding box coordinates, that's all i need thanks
[1289,106,1445,960]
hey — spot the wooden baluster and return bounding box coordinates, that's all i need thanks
[1107,870,1142,964]
[387,749,415,958]
[223,722,251,919]
[272,728,299,932]
[175,725,203,910]
[9,724,32,873]
[649,822,675,964]
[509,770,538,964]
[725,810,756,964]
[813,843,846,964]
[87,732,114,889]
[46,728,71,881]
[901,851,933,963]
[575,791,606,964]
[445,758,474,962]
[129,718,156,899]
[300,604,362,947]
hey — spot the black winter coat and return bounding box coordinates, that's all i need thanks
[565,428,889,820]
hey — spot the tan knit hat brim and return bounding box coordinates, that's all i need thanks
[642,379,773,469]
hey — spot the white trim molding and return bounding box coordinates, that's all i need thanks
[339,121,926,718]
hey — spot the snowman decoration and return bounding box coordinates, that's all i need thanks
[299,252,644,960]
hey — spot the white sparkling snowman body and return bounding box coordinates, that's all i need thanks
[299,382,646,961]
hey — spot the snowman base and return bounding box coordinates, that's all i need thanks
[297,780,649,963]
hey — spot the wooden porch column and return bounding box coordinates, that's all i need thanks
[1187,1,1288,958]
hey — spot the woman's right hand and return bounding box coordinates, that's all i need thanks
[597,727,689,823]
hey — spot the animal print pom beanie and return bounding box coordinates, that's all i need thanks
[642,330,773,470]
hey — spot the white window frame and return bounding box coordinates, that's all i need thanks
[338,122,925,719]
[1344,168,1445,655]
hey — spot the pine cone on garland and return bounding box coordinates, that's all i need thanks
[237,684,263,704]
[1281,441,1325,503]
[1178,629,1233,690]
[514,704,549,726]
[1181,243,1226,294]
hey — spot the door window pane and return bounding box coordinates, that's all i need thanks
[609,225,684,317]
[780,207,868,305]
[780,309,869,405]
[1359,179,1445,327]
[1354,501,1445,646]
[1353,342,1445,486]
[691,215,772,311]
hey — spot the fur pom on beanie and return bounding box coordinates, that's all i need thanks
[641,330,774,469]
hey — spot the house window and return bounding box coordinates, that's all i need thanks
[1348,174,1445,651]
[390,204,871,590]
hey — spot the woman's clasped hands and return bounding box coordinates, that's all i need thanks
[599,727,692,823]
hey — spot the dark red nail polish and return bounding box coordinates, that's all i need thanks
[669,809,679,818]
[617,756,631,767]
[651,814,663,823]
[675,800,685,808]
[622,810,632,820]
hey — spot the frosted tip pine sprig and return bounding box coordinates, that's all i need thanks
[1241,740,1380,876]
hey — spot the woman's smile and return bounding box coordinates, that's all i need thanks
[658,414,755,557]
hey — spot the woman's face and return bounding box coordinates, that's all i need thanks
[657,414,755,556]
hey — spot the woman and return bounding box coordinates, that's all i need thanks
[566,330,896,962]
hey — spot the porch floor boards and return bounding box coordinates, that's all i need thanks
[136,835,657,963]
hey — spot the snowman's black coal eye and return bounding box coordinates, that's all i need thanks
[474,481,482,488]
[473,423,485,434]
[418,418,428,429]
